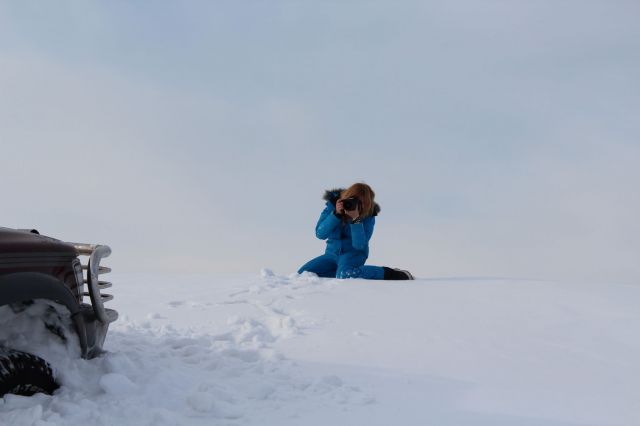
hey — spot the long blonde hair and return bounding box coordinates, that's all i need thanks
[340,183,376,218]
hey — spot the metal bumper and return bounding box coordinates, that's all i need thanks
[71,243,117,324]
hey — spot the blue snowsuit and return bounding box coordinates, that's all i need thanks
[298,189,385,280]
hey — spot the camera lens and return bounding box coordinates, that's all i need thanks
[343,198,358,211]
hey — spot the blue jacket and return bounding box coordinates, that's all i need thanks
[315,189,380,257]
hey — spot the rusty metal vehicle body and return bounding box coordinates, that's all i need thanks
[0,227,118,395]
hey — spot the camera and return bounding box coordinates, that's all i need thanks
[342,197,361,212]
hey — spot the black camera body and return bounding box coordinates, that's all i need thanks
[342,197,361,212]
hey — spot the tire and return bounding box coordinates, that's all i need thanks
[0,349,59,397]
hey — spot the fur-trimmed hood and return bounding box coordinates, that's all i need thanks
[323,188,380,217]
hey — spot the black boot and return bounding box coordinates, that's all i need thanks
[383,267,415,280]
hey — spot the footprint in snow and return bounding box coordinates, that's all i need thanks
[147,313,167,320]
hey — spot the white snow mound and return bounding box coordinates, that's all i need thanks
[1,272,639,426]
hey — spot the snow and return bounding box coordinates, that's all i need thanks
[1,270,640,425]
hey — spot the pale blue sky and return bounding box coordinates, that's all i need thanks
[1,1,639,283]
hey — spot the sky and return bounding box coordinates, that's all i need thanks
[1,1,639,284]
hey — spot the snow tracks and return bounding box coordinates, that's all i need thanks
[0,270,372,425]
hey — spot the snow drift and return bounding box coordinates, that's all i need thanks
[1,270,638,425]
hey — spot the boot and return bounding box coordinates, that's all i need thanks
[383,267,415,280]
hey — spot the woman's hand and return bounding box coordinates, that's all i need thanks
[336,198,359,220]
[344,205,359,221]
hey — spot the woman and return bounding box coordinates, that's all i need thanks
[298,183,414,280]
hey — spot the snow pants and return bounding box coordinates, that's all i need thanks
[297,252,385,280]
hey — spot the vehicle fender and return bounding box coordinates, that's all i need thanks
[0,272,80,315]
[0,272,91,357]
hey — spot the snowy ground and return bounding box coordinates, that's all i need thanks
[1,270,639,426]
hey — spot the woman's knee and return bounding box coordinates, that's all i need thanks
[299,255,337,277]
[298,262,318,274]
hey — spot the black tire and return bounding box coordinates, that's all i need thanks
[0,349,59,397]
